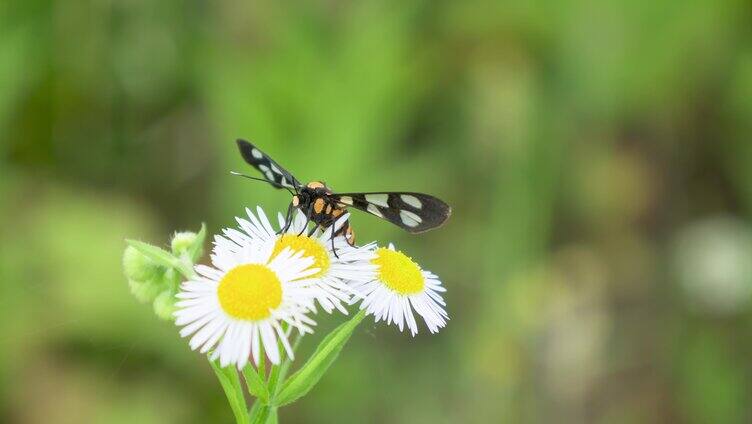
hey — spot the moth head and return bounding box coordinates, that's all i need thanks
[294,190,313,209]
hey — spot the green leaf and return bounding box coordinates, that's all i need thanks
[189,222,207,262]
[210,360,249,424]
[126,240,180,270]
[258,354,266,378]
[126,239,194,278]
[274,310,366,406]
[242,363,270,404]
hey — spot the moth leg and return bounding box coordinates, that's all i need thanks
[297,204,313,237]
[277,203,294,235]
[331,223,340,259]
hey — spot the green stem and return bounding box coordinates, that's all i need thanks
[266,361,282,399]
[210,360,249,424]
[267,407,279,423]
[175,257,196,279]
[229,369,249,424]
[266,328,304,400]
[248,401,270,424]
[275,332,303,396]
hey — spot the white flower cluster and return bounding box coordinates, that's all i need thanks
[174,206,448,369]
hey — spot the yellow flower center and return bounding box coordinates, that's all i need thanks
[372,248,425,295]
[217,264,282,321]
[272,234,330,279]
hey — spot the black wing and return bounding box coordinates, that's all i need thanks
[236,139,302,190]
[331,192,451,233]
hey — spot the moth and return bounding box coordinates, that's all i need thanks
[233,139,451,252]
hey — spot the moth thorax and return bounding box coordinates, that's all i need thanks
[313,198,326,214]
[306,181,325,189]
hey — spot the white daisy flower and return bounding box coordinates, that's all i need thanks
[220,206,376,314]
[351,243,448,336]
[174,235,321,369]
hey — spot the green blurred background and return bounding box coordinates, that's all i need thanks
[3,0,752,422]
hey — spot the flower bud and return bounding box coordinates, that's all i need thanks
[153,289,178,321]
[171,231,197,254]
[171,229,205,261]
[123,245,162,282]
[128,278,163,303]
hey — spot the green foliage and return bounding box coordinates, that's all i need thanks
[198,312,366,423]
[249,403,272,424]
[153,285,180,320]
[123,224,205,321]
[127,277,163,304]
[123,245,162,283]
[126,240,191,279]
[242,363,270,405]
[275,310,366,407]
[172,224,207,263]
[210,360,250,424]
[3,0,752,422]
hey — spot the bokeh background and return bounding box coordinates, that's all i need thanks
[3,1,752,423]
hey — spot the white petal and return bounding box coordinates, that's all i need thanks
[260,323,280,364]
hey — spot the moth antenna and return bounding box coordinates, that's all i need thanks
[230,171,295,195]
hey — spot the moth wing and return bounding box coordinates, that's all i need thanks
[236,139,302,190]
[331,192,451,233]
